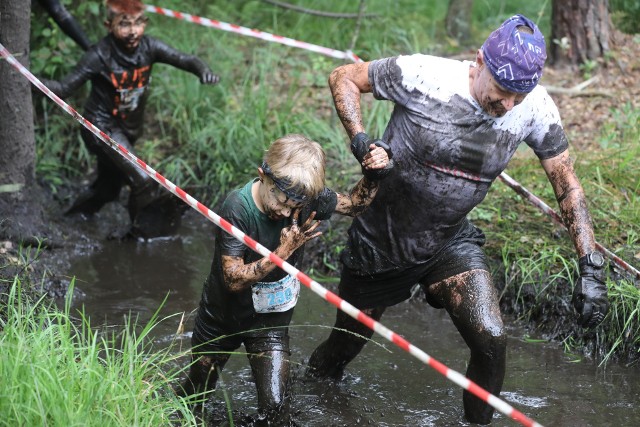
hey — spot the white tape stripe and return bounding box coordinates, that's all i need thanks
[145,5,356,62]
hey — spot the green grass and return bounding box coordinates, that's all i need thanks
[0,281,202,427]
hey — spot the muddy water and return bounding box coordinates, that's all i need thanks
[66,214,640,427]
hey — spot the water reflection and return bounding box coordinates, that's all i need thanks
[66,214,640,426]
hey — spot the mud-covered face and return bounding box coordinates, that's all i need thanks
[472,60,528,118]
[106,11,148,52]
[258,178,305,221]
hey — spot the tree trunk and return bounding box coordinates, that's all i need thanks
[550,0,612,66]
[445,0,475,46]
[0,0,47,243]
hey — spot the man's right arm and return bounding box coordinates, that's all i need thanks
[328,62,372,139]
[329,61,394,180]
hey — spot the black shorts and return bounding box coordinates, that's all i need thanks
[338,220,489,309]
[191,309,293,354]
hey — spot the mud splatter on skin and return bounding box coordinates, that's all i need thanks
[222,220,316,292]
[328,63,372,138]
[427,269,506,424]
[428,269,504,336]
[545,152,595,256]
[336,177,379,217]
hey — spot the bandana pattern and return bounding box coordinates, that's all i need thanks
[481,14,547,93]
[261,161,309,203]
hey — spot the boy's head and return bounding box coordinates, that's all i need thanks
[258,134,326,219]
[104,0,147,52]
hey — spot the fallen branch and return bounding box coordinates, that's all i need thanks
[545,76,613,97]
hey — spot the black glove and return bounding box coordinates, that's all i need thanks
[350,132,394,181]
[572,257,608,329]
[200,69,220,85]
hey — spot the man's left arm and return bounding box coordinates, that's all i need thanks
[541,149,594,256]
[541,149,608,328]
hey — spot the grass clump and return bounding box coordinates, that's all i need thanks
[0,281,198,427]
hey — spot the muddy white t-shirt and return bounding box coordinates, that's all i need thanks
[342,54,568,274]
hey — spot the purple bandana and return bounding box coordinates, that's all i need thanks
[481,14,547,93]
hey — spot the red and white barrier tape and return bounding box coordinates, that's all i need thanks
[499,172,640,281]
[1,43,541,427]
[145,5,362,63]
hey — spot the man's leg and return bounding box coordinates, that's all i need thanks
[306,305,385,379]
[428,269,506,425]
[245,333,292,426]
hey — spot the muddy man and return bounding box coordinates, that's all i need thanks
[306,14,608,425]
[40,0,219,238]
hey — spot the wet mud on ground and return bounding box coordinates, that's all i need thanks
[12,200,633,427]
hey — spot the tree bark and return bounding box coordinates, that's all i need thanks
[0,0,47,242]
[550,0,612,66]
[445,0,474,46]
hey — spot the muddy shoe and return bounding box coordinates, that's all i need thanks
[129,192,188,239]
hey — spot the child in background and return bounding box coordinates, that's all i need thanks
[178,133,392,425]
[41,0,219,238]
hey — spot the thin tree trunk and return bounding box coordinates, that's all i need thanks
[445,0,474,46]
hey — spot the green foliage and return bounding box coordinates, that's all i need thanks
[601,279,640,364]
[611,0,640,33]
[0,283,198,426]
[579,59,599,79]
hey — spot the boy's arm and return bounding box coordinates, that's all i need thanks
[334,176,379,217]
[221,212,321,292]
[333,143,393,217]
[150,38,219,85]
[38,0,92,50]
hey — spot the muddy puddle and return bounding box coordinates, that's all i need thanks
[63,213,640,426]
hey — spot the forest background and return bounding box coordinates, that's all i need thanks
[0,0,639,424]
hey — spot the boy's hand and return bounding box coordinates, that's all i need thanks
[351,133,394,180]
[200,69,220,85]
[280,210,321,255]
[362,144,391,170]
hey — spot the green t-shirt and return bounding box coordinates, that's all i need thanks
[198,179,337,331]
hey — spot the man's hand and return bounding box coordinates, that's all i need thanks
[351,133,394,180]
[572,262,608,328]
[200,69,220,85]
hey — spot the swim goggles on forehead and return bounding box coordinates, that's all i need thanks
[261,161,309,203]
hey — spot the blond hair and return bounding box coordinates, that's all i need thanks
[263,134,326,200]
